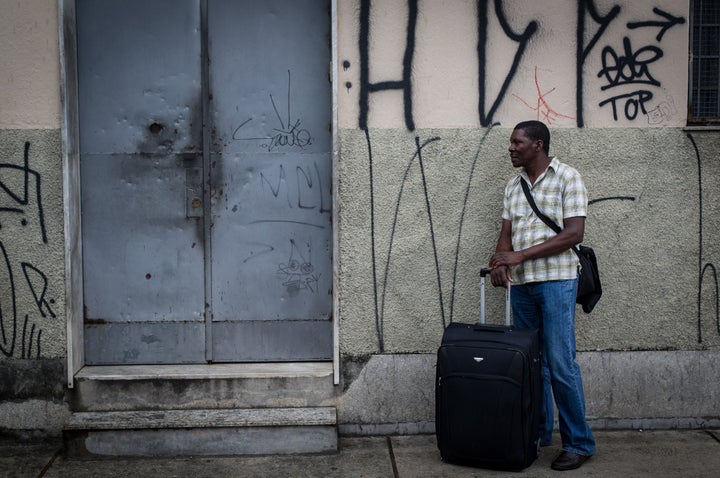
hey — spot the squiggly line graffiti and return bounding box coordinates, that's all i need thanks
[687,133,719,343]
[369,132,442,350]
[449,124,499,323]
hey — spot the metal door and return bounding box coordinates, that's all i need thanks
[207,0,333,361]
[78,0,332,364]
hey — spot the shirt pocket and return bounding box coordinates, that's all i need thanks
[512,202,534,221]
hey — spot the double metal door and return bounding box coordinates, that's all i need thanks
[78,0,332,364]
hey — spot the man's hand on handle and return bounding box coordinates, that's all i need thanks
[489,250,525,288]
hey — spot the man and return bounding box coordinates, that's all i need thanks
[489,120,595,471]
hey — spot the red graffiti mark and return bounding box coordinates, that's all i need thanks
[513,66,574,125]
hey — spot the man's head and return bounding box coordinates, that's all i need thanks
[513,120,550,155]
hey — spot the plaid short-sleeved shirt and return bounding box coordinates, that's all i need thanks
[502,157,587,284]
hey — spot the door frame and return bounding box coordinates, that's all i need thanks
[58,0,340,387]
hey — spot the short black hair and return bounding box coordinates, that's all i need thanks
[514,120,550,155]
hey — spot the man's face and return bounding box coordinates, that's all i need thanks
[508,128,539,168]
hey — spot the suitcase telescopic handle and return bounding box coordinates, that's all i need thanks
[479,267,511,326]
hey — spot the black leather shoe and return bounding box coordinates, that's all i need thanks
[551,451,591,471]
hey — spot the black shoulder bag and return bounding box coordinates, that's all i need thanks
[520,179,602,314]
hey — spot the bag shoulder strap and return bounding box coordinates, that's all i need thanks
[520,178,561,233]
[520,178,580,255]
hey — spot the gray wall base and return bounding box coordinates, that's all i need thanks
[337,351,720,434]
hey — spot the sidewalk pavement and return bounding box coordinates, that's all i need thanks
[3,429,720,478]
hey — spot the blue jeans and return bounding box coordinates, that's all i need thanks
[511,279,596,457]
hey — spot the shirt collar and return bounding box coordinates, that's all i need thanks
[514,156,559,186]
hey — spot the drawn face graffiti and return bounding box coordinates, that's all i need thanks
[276,239,319,295]
[508,128,539,169]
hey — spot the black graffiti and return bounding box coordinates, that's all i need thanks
[267,118,312,151]
[598,37,663,90]
[0,241,17,357]
[416,135,444,330]
[688,133,720,343]
[595,6,685,123]
[21,314,41,359]
[588,196,636,205]
[0,241,49,359]
[358,0,536,129]
[232,70,313,151]
[254,164,329,229]
[358,0,417,131]
[598,89,653,121]
[22,263,56,320]
[297,162,331,213]
[241,242,275,264]
[261,164,291,207]
[477,0,537,127]
[0,141,53,359]
[627,7,685,42]
[249,219,325,229]
[576,0,621,127]
[699,263,719,341]
[354,1,685,127]
[260,162,330,213]
[0,141,48,243]
[364,129,380,349]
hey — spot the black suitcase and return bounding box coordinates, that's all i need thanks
[435,268,542,470]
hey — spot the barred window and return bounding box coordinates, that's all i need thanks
[690,0,720,122]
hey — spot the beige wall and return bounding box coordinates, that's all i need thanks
[338,0,688,129]
[0,0,60,129]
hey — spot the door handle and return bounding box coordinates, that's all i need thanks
[186,167,203,218]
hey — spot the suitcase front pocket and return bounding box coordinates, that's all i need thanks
[437,373,526,467]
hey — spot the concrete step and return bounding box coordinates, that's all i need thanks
[69,362,337,412]
[64,363,339,457]
[64,407,338,457]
